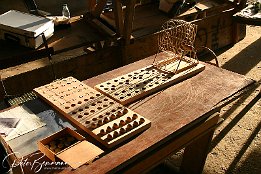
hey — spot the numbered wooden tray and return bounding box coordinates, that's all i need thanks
[95,59,205,105]
[34,77,151,148]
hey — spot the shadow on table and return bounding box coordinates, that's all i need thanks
[199,37,261,76]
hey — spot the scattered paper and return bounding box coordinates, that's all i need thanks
[0,118,20,136]
[0,106,46,141]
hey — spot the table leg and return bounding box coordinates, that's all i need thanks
[180,128,216,174]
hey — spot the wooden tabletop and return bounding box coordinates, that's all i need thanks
[53,52,253,174]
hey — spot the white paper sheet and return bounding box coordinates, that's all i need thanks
[0,106,46,141]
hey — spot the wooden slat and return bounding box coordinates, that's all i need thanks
[113,0,124,36]
[123,0,137,45]
[95,57,205,105]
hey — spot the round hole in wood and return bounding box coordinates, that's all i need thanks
[103,104,108,107]
[120,96,124,99]
[115,93,119,96]
[85,106,89,109]
[109,101,114,105]
[129,87,133,90]
[90,96,95,99]
[111,109,116,112]
[91,103,96,106]
[100,85,104,87]
[78,115,83,118]
[96,94,101,97]
[135,90,139,93]
[92,117,97,121]
[106,112,110,115]
[79,108,83,112]
[133,77,137,79]
[97,107,102,110]
[78,101,82,104]
[72,112,77,115]
[107,82,111,85]
[84,112,89,115]
[85,121,90,124]
[142,87,146,90]
[121,77,125,79]
[90,110,95,113]
[104,98,108,101]
[84,98,88,101]
[136,84,140,87]
[119,82,123,84]
[99,115,103,118]
[65,106,70,109]
[114,79,118,82]
[97,101,102,103]
[118,106,122,110]
[128,74,132,77]
[127,93,131,96]
[111,88,115,90]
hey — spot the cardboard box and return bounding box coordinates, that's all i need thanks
[0,10,54,49]
[38,127,104,169]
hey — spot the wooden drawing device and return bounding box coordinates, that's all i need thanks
[34,77,151,148]
[95,57,205,105]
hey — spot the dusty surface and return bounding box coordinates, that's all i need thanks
[202,25,261,174]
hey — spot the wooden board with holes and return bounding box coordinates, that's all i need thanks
[95,59,205,105]
[33,77,151,148]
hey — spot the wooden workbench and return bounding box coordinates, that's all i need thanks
[1,52,254,174]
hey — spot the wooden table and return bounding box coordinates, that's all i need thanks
[2,52,254,174]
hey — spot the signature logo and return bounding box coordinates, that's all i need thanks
[2,152,96,173]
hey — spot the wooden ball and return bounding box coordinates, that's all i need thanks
[139,118,145,124]
[123,108,128,114]
[119,120,126,127]
[120,128,126,134]
[100,129,106,135]
[126,117,132,123]
[106,126,112,133]
[113,123,119,129]
[133,121,139,127]
[107,134,113,140]
[113,131,119,138]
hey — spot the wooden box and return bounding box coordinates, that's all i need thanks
[38,127,104,169]
[0,10,54,49]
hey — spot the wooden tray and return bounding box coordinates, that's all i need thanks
[95,59,205,105]
[34,77,151,148]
